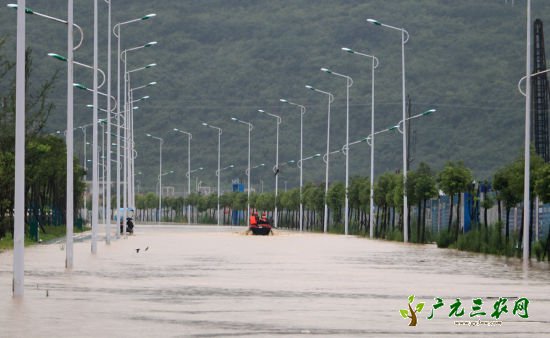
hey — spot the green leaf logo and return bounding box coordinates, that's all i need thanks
[400,295,422,326]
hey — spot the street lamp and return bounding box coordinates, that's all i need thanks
[216,165,234,214]
[12,0,25,296]
[113,12,156,243]
[367,17,410,242]
[174,128,192,224]
[9,2,85,267]
[258,109,282,228]
[231,117,254,226]
[74,82,118,245]
[202,122,223,225]
[146,133,163,224]
[245,163,266,193]
[7,4,84,50]
[47,53,106,88]
[122,41,157,222]
[520,0,532,265]
[279,99,306,232]
[298,153,321,168]
[342,47,379,239]
[346,125,400,237]
[157,171,175,205]
[321,67,353,235]
[218,164,235,173]
[186,167,204,222]
[305,85,334,233]
[127,79,156,210]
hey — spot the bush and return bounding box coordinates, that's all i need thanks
[386,229,403,242]
[533,240,546,262]
[329,223,344,234]
[436,230,455,248]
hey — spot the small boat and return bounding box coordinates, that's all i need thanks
[249,223,273,236]
[248,213,273,236]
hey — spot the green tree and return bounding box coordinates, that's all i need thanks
[437,161,473,240]
[414,163,437,243]
[327,182,345,227]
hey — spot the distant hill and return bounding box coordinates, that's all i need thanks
[1,0,549,194]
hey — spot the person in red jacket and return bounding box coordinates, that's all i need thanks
[250,213,258,226]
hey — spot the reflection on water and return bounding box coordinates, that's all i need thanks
[1,225,549,337]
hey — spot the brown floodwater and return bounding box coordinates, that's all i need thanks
[1,225,549,337]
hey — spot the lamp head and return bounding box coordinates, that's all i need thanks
[423,108,437,115]
[279,99,288,103]
[142,13,156,20]
[173,128,179,132]
[229,165,234,168]
[305,85,314,91]
[146,133,152,137]
[145,63,157,68]
[148,81,157,86]
[389,125,399,131]
[341,47,355,54]
[7,4,33,14]
[231,117,238,121]
[73,83,87,90]
[258,109,265,113]
[202,122,208,126]
[142,96,150,100]
[367,18,382,26]
[47,53,67,62]
[145,41,158,47]
[314,153,321,158]
[86,104,94,108]
[321,67,332,74]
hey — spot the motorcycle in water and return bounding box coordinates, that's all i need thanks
[120,217,134,235]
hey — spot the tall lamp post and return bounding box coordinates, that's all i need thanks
[231,117,254,225]
[297,153,322,225]
[157,171,175,204]
[321,67,353,235]
[342,47,379,239]
[343,126,401,237]
[91,0,98,253]
[279,99,306,231]
[216,164,235,221]
[7,3,85,269]
[258,109,281,228]
[522,0,532,265]
[174,128,192,224]
[202,122,223,225]
[186,167,203,223]
[113,12,156,239]
[367,18,410,242]
[12,0,25,296]
[146,133,163,223]
[305,85,333,233]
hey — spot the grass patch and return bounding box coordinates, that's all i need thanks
[0,224,86,252]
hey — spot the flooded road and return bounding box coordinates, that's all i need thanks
[1,225,549,337]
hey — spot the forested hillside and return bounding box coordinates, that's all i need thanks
[1,0,549,194]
